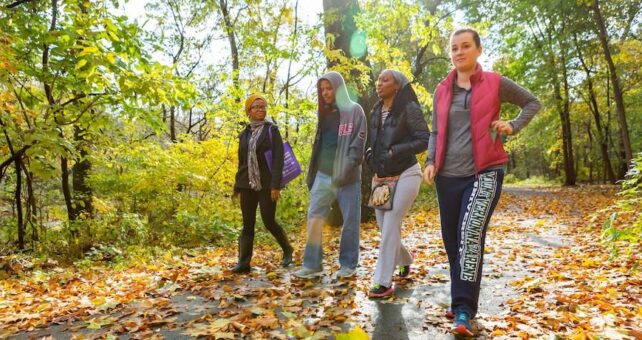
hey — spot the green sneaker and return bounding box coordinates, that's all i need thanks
[368,283,393,298]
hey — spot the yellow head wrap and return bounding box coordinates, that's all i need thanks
[244,93,267,114]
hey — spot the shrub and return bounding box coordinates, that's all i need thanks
[601,153,642,266]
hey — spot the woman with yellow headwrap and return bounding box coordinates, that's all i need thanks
[231,94,293,273]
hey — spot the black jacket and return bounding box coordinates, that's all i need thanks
[234,123,284,191]
[366,84,430,177]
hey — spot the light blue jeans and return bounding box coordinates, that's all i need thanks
[303,171,361,270]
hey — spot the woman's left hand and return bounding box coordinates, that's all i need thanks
[271,189,281,202]
[491,120,514,135]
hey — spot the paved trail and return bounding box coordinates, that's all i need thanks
[10,186,621,339]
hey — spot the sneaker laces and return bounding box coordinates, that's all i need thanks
[456,312,470,323]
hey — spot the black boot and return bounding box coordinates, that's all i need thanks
[230,263,251,273]
[263,215,292,268]
[269,227,293,267]
[231,232,253,274]
[281,245,293,267]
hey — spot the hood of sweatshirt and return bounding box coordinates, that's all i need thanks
[317,71,357,114]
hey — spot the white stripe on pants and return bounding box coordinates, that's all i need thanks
[373,163,422,287]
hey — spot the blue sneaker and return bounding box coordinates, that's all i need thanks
[452,311,474,337]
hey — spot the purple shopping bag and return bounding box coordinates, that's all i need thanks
[264,126,302,187]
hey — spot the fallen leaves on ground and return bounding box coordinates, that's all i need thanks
[0,185,639,339]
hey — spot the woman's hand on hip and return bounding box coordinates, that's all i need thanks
[491,120,514,135]
[423,165,435,185]
[271,189,281,202]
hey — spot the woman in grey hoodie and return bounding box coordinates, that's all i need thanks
[294,71,367,279]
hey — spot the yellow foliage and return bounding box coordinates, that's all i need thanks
[92,197,116,215]
[336,326,370,340]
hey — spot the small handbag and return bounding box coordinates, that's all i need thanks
[367,176,399,210]
[264,126,302,187]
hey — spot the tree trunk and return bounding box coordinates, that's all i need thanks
[561,60,575,186]
[322,0,359,65]
[0,117,26,249]
[42,0,58,106]
[23,160,38,242]
[44,0,79,224]
[574,34,616,184]
[321,0,378,108]
[66,2,95,227]
[553,51,576,186]
[218,0,240,102]
[72,126,93,219]
[283,0,299,141]
[592,0,632,166]
[61,156,75,223]
[15,158,25,250]
[587,122,593,183]
[186,107,194,135]
[605,73,628,179]
[170,106,177,142]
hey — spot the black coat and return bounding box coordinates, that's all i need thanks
[366,84,430,177]
[234,123,284,191]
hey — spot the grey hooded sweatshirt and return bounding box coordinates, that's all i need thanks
[306,71,367,190]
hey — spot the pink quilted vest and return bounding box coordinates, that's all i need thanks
[434,63,508,174]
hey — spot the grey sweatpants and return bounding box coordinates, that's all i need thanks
[373,163,422,287]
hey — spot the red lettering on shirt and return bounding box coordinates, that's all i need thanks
[338,123,353,136]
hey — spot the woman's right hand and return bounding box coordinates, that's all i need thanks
[423,165,435,185]
[232,191,240,206]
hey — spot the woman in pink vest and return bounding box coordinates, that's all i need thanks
[423,28,541,336]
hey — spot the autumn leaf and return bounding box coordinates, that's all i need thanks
[336,326,369,340]
[86,316,117,330]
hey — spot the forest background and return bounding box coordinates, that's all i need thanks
[0,0,640,265]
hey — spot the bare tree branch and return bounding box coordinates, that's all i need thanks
[0,146,29,178]
[6,0,37,9]
[60,92,107,107]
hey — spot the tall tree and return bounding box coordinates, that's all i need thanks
[217,0,242,102]
[146,0,211,142]
[592,0,633,167]
[1,0,196,244]
[573,33,616,183]
[464,0,581,184]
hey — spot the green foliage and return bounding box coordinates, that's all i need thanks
[504,174,561,186]
[354,0,452,107]
[0,0,199,258]
[88,137,239,245]
[1,0,640,263]
[467,0,642,184]
[0,0,327,261]
[602,153,642,257]
[414,182,438,210]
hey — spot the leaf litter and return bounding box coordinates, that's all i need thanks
[1,185,640,339]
